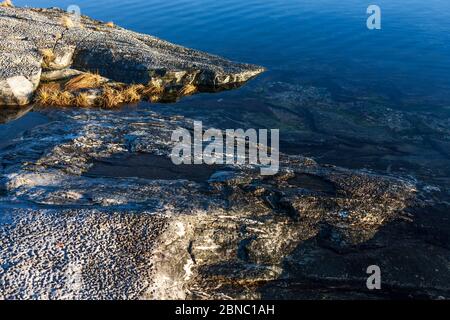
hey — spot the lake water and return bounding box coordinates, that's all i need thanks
[5,0,450,194]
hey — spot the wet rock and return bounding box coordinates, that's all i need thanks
[2,107,444,300]
[178,79,449,201]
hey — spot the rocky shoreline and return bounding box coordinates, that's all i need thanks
[0,6,449,300]
[0,106,448,299]
[0,6,264,107]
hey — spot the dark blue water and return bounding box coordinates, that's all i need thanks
[7,0,450,190]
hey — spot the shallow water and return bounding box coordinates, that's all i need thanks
[4,0,450,192]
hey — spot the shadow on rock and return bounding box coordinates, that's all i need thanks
[257,202,450,300]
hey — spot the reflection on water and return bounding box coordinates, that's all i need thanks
[0,106,49,149]
[0,105,33,124]
[5,0,450,194]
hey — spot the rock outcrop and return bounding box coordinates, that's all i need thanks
[1,106,448,300]
[1,6,448,301]
[0,6,264,106]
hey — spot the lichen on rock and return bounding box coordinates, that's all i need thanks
[0,6,265,107]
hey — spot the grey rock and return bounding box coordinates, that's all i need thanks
[0,7,264,105]
[40,68,83,82]
[0,39,42,105]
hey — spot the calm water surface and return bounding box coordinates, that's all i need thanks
[6,0,450,191]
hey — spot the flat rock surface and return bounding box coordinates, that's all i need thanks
[0,106,448,300]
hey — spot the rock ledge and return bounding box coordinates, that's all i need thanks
[0,7,265,106]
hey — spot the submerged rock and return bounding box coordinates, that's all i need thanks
[0,7,264,106]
